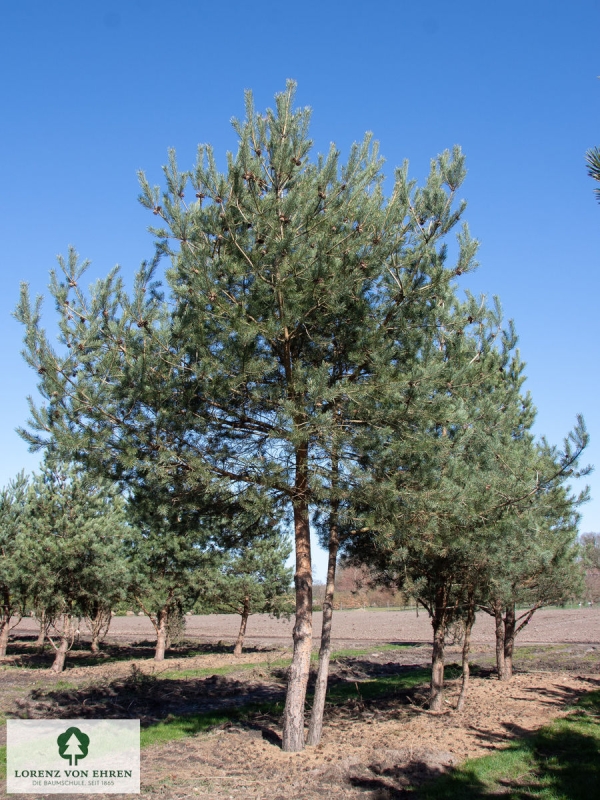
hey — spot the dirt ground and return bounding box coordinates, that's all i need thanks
[12,606,600,648]
[2,608,599,799]
[139,670,599,799]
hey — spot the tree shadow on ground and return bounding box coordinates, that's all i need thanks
[347,727,600,799]
[15,664,286,726]
[3,636,268,669]
[403,703,600,799]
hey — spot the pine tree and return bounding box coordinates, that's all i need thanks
[125,477,227,661]
[0,473,29,657]
[479,438,588,681]
[203,528,293,656]
[342,302,589,709]
[19,459,131,672]
[585,146,600,203]
[16,83,478,749]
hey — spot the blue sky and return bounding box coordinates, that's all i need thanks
[1,1,598,580]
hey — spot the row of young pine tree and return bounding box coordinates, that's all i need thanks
[0,462,293,671]
[9,83,591,751]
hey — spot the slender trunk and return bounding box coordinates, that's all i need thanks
[430,618,446,711]
[456,597,476,712]
[0,617,9,657]
[0,592,10,656]
[429,587,448,712]
[89,604,112,653]
[494,599,506,680]
[233,597,250,657]
[306,498,339,746]
[51,614,73,673]
[36,609,50,648]
[502,603,516,681]
[282,442,312,752]
[154,609,168,662]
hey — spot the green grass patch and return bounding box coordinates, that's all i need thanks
[0,744,5,780]
[326,667,431,704]
[416,689,600,799]
[327,643,411,659]
[161,643,409,680]
[161,662,259,680]
[52,680,76,690]
[140,701,285,749]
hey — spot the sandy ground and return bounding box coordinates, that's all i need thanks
[139,671,600,799]
[12,605,600,648]
[3,608,599,799]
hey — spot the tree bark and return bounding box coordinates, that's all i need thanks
[429,587,449,712]
[493,598,506,680]
[430,618,446,711]
[306,498,339,746]
[502,603,516,681]
[51,614,73,673]
[89,604,112,654]
[456,596,476,712]
[282,442,313,752]
[0,592,11,656]
[154,609,168,662]
[36,610,48,648]
[0,617,9,657]
[233,597,250,657]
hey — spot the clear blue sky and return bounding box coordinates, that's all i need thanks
[1,1,598,580]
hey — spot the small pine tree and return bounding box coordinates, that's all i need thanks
[19,460,131,672]
[0,473,29,657]
[204,528,293,656]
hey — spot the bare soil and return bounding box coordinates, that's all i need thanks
[12,605,600,649]
[1,608,599,799]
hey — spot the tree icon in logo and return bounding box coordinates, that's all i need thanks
[57,727,90,766]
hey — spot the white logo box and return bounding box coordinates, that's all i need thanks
[7,720,140,794]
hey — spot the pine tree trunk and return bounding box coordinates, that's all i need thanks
[154,609,168,662]
[306,500,339,746]
[282,443,313,752]
[456,597,476,712]
[233,597,250,657]
[0,617,9,657]
[430,621,446,711]
[36,610,48,648]
[429,589,448,712]
[494,599,506,680]
[0,592,10,656]
[51,614,73,673]
[89,604,112,653]
[502,603,516,681]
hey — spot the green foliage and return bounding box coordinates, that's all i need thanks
[18,459,131,623]
[14,81,478,550]
[0,472,30,622]
[585,145,600,204]
[580,532,600,570]
[199,527,293,617]
[125,484,225,631]
[342,299,588,619]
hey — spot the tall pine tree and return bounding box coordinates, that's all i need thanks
[17,83,478,749]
